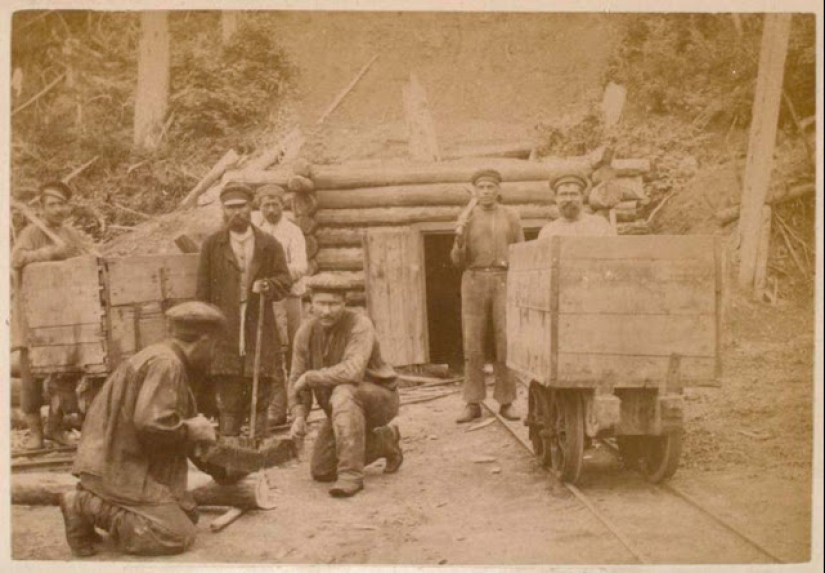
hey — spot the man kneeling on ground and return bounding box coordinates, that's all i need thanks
[289,279,403,498]
[60,302,226,557]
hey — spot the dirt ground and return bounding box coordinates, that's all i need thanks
[10,286,816,565]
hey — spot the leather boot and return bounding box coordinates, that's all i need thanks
[59,491,98,557]
[23,413,44,450]
[456,403,482,424]
[329,479,364,498]
[499,403,521,421]
[45,395,71,446]
[374,424,403,474]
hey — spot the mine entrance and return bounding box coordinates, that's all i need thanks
[423,227,541,373]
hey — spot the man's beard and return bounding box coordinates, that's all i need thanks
[227,216,250,231]
[263,211,282,224]
[560,202,581,220]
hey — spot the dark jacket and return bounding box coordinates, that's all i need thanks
[196,225,292,378]
[74,341,197,513]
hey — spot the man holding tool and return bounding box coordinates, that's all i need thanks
[11,181,96,449]
[196,182,292,442]
[450,168,525,424]
[60,302,226,557]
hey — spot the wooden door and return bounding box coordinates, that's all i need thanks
[363,227,429,366]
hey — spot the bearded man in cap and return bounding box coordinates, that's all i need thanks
[60,302,226,557]
[288,279,403,498]
[12,181,95,449]
[254,185,309,427]
[196,183,292,442]
[539,173,616,238]
[451,168,525,424]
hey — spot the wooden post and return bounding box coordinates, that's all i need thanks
[403,73,440,162]
[753,206,772,292]
[737,14,791,290]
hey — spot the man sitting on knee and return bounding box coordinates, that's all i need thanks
[289,278,403,498]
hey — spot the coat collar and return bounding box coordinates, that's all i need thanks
[215,224,267,279]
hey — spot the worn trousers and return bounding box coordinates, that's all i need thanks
[70,485,196,556]
[460,269,516,406]
[20,348,80,417]
[269,295,304,424]
[310,382,399,485]
[214,375,278,436]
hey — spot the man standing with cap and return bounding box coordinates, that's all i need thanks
[255,184,309,427]
[288,277,403,498]
[12,180,95,449]
[60,302,226,557]
[196,182,292,442]
[451,168,525,424]
[539,173,616,238]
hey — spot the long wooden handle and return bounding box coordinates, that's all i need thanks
[248,292,267,440]
[11,200,68,248]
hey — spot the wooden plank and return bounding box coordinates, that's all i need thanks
[22,257,102,329]
[363,227,428,365]
[558,259,716,315]
[557,314,716,358]
[27,323,103,346]
[106,255,199,306]
[556,354,718,387]
[29,342,106,370]
[549,239,560,382]
[109,306,137,365]
[315,247,364,271]
[557,235,716,262]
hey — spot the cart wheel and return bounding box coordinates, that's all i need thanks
[616,436,642,470]
[527,383,552,467]
[547,390,585,483]
[638,430,683,483]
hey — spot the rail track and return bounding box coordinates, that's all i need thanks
[480,388,786,565]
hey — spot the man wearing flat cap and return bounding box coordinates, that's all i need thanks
[196,183,292,442]
[254,184,309,427]
[288,278,403,498]
[60,302,226,557]
[12,181,96,449]
[539,173,615,238]
[451,168,524,424]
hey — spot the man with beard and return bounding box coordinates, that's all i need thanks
[196,183,292,442]
[538,174,616,238]
[450,169,524,424]
[288,279,403,498]
[12,181,95,449]
[60,302,225,557]
[254,185,308,427]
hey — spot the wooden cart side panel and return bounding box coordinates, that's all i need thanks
[105,254,199,306]
[558,235,716,262]
[22,256,103,329]
[29,342,106,372]
[556,354,718,387]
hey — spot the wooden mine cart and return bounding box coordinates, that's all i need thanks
[507,235,723,483]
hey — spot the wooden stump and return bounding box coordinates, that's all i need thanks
[190,471,278,510]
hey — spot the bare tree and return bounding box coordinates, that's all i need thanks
[133,11,170,150]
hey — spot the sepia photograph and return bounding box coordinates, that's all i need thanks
[2,1,822,570]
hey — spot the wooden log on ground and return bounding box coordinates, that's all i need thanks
[316,247,364,271]
[715,183,815,225]
[12,470,276,510]
[179,150,240,209]
[311,157,593,190]
[316,180,555,209]
[315,204,560,227]
[210,507,247,532]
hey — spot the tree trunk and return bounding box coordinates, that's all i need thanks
[221,12,239,46]
[737,14,792,289]
[179,150,241,209]
[715,182,814,225]
[316,181,554,209]
[403,73,440,162]
[133,12,170,150]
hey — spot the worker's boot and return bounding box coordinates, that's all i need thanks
[23,413,44,450]
[329,479,364,498]
[45,395,71,446]
[499,403,521,421]
[456,403,482,424]
[373,423,404,474]
[219,413,242,447]
[59,490,99,557]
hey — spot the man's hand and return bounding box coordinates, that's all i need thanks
[185,414,217,444]
[290,415,307,439]
[293,372,311,394]
[252,279,272,296]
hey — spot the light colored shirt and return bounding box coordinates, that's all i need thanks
[450,204,524,269]
[257,216,308,296]
[538,213,616,239]
[229,226,255,301]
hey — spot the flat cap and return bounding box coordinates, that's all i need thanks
[220,183,254,206]
[39,181,72,202]
[166,301,227,331]
[549,173,589,192]
[306,274,351,295]
[471,168,502,185]
[256,184,286,203]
